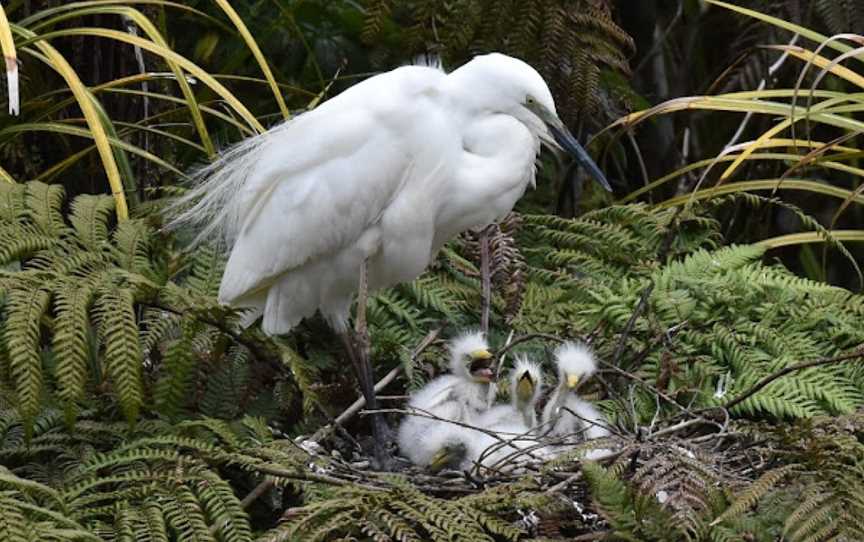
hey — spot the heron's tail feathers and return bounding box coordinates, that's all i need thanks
[164,129,272,248]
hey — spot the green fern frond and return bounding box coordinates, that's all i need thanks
[3,286,50,435]
[68,194,115,252]
[24,182,67,238]
[93,287,143,424]
[112,219,154,276]
[53,280,96,422]
[154,320,198,419]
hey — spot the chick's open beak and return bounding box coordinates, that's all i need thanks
[468,349,494,382]
[516,372,535,402]
[566,373,580,389]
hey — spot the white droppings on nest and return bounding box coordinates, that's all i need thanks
[308,462,331,475]
[571,499,598,522]
[517,508,539,531]
[713,371,731,399]
[295,437,324,455]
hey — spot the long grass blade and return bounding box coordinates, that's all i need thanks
[0,4,19,115]
[658,179,864,208]
[87,89,138,201]
[610,96,864,133]
[31,118,206,183]
[766,45,864,89]
[102,88,254,135]
[33,6,216,157]
[0,164,16,183]
[11,25,128,219]
[706,0,864,61]
[756,231,864,249]
[620,148,864,203]
[1,122,187,178]
[31,75,255,136]
[21,0,224,30]
[212,0,290,119]
[20,27,264,134]
[719,94,864,182]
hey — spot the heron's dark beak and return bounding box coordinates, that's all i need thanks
[546,116,612,192]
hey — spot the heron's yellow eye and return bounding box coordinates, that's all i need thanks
[526,95,535,105]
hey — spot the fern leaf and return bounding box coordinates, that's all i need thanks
[3,287,50,435]
[0,491,29,542]
[69,194,115,252]
[711,466,792,526]
[53,280,96,422]
[93,287,143,424]
[24,182,66,237]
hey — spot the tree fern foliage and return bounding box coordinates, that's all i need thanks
[0,181,288,433]
[2,181,864,539]
[362,0,635,122]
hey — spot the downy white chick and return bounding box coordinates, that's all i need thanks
[448,357,546,473]
[477,356,544,430]
[542,342,611,445]
[398,331,495,467]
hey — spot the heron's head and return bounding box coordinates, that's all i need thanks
[553,341,597,391]
[448,331,495,383]
[510,356,544,409]
[451,53,611,192]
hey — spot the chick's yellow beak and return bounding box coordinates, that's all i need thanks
[469,349,492,361]
[516,373,535,402]
[566,374,580,389]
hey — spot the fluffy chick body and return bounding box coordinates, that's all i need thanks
[398,331,493,467]
[456,357,546,472]
[542,342,611,443]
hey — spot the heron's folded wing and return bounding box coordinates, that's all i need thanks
[218,108,414,304]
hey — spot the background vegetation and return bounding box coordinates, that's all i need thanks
[1,0,863,540]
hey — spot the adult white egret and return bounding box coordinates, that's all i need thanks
[169,53,610,461]
[397,331,494,467]
[542,341,611,443]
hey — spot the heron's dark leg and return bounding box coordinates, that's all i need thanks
[340,260,392,467]
[478,224,492,334]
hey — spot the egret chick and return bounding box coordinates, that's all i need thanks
[448,358,545,473]
[542,342,611,444]
[398,331,494,467]
[477,356,545,430]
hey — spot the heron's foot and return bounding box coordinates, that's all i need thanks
[361,414,398,470]
[428,443,468,474]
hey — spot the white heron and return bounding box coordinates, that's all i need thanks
[169,53,610,458]
[542,342,611,445]
[397,331,494,467]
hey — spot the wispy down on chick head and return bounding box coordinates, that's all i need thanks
[553,341,597,390]
[542,341,610,447]
[449,331,494,383]
[510,356,544,427]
